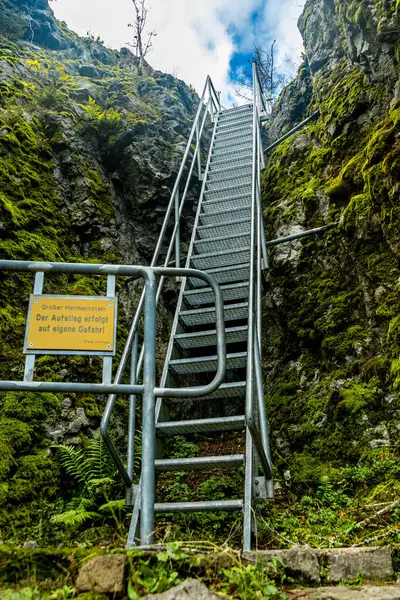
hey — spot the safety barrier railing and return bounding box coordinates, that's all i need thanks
[98,76,221,499]
[0,259,226,545]
[243,63,274,550]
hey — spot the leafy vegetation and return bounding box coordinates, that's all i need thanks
[50,436,122,530]
[0,544,290,599]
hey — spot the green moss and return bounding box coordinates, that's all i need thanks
[86,167,114,220]
[0,393,62,539]
[260,22,400,546]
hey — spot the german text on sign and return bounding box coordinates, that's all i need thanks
[24,295,117,355]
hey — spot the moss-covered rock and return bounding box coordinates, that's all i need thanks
[0,0,198,543]
[261,0,400,547]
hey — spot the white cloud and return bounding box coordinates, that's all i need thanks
[52,0,306,98]
[260,0,306,75]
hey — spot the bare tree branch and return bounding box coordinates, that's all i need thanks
[128,0,157,68]
[345,497,400,535]
[234,41,287,103]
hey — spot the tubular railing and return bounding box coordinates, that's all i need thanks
[245,61,273,540]
[99,76,221,494]
[0,259,226,546]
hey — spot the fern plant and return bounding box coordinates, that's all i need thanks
[83,97,122,135]
[51,434,120,529]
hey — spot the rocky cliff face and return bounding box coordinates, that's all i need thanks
[0,0,200,540]
[2,0,400,549]
[261,0,400,543]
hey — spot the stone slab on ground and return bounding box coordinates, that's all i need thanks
[317,547,394,584]
[244,545,394,585]
[140,578,224,599]
[296,585,400,600]
[245,546,321,584]
[75,553,127,595]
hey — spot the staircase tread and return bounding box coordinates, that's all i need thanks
[175,325,247,340]
[197,218,251,230]
[184,282,248,297]
[191,246,250,260]
[169,351,247,367]
[180,301,248,316]
[216,127,252,137]
[202,194,251,206]
[200,205,251,218]
[194,262,250,275]
[194,232,250,247]
[205,182,252,194]
[209,161,252,174]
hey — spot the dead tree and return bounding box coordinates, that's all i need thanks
[235,41,287,103]
[128,0,157,68]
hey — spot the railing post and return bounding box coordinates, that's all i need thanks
[140,273,157,545]
[24,271,44,382]
[175,189,180,269]
[126,332,138,504]
[207,78,214,123]
[102,275,115,384]
[196,119,202,181]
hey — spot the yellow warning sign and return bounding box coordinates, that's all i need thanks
[25,295,117,354]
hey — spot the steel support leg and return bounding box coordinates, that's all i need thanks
[126,333,138,505]
[140,274,157,545]
[243,427,255,552]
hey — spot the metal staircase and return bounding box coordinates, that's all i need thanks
[99,65,274,551]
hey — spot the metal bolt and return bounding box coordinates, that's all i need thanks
[34,300,38,304]
[107,344,111,349]
[255,480,259,485]
[108,302,113,307]
[29,342,34,347]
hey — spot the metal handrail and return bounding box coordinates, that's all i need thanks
[126,103,221,545]
[99,76,221,488]
[0,260,226,506]
[245,63,273,490]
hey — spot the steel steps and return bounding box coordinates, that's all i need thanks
[204,182,252,201]
[207,169,252,185]
[209,160,252,175]
[132,103,268,547]
[155,454,245,472]
[167,380,246,403]
[188,263,250,287]
[218,105,252,122]
[201,196,251,214]
[183,282,249,307]
[190,247,250,270]
[217,115,252,130]
[174,326,248,350]
[215,126,252,140]
[179,302,249,327]
[199,205,252,226]
[213,140,253,154]
[194,232,250,254]
[214,134,253,147]
[169,352,247,375]
[196,218,251,239]
[156,415,246,436]
[206,176,252,192]
[114,88,275,551]
[210,154,252,169]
